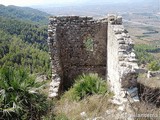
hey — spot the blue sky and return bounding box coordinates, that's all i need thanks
[0,0,131,6]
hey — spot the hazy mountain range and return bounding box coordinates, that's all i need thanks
[32,0,153,7]
[32,0,160,17]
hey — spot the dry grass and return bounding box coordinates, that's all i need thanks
[138,74,160,89]
[49,94,160,120]
[54,94,115,120]
[131,102,160,120]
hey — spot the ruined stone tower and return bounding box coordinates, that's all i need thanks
[48,15,139,103]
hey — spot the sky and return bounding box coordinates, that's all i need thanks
[0,0,131,6]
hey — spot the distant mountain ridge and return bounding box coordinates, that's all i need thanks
[35,0,159,16]
[0,4,50,25]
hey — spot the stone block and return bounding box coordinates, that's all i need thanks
[116,16,122,24]
[127,87,138,97]
[50,81,60,87]
[49,93,58,98]
[118,40,125,44]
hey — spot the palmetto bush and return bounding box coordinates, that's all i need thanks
[63,73,108,101]
[0,67,49,120]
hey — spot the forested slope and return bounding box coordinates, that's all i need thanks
[0,5,51,76]
[0,4,49,25]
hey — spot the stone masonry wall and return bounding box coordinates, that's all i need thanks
[48,15,139,103]
[48,16,107,97]
[107,15,139,103]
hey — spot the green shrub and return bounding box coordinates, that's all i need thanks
[147,61,160,71]
[63,73,108,101]
[134,44,155,65]
[84,37,94,51]
[0,67,50,119]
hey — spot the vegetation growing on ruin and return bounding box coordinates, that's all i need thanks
[62,73,109,101]
[84,36,94,51]
[51,73,113,120]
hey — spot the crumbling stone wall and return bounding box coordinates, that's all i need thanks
[107,15,139,103]
[48,15,139,102]
[48,16,107,97]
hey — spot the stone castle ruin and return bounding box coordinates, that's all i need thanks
[48,15,139,104]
